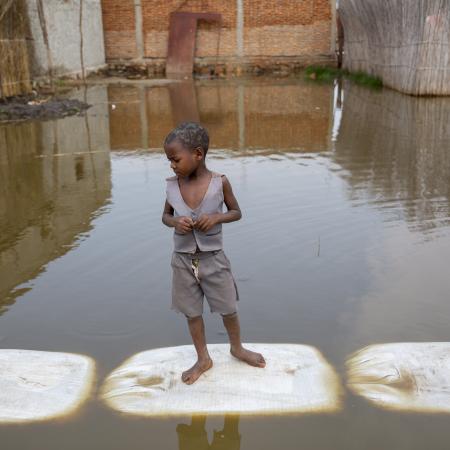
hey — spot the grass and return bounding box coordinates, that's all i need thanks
[305,66,341,82]
[345,71,383,88]
[55,78,66,87]
[305,66,383,89]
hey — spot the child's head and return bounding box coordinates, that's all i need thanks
[164,122,209,177]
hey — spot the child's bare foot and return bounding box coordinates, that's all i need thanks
[231,346,266,368]
[182,358,213,384]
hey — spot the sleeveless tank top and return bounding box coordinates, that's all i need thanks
[166,172,224,253]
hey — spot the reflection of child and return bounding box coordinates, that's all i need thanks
[176,417,209,450]
[162,122,265,385]
[176,416,241,450]
[210,416,241,450]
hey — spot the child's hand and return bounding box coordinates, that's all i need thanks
[194,214,218,232]
[174,216,194,234]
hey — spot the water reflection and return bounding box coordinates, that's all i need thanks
[104,77,450,235]
[331,83,450,348]
[334,83,450,235]
[1,78,450,450]
[0,86,112,315]
[107,79,334,153]
[177,416,241,450]
[170,82,201,124]
[106,77,450,237]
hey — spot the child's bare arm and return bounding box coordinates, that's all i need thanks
[218,175,242,223]
[162,200,176,227]
[194,176,241,232]
[162,200,193,234]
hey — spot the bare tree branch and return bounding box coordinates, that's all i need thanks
[79,0,86,82]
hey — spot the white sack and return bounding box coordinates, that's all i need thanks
[0,349,95,423]
[100,343,342,416]
[347,342,450,412]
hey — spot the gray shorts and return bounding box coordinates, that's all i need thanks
[171,249,239,318]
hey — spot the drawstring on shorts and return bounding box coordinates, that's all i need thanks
[191,258,200,283]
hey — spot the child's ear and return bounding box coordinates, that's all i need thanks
[194,147,204,160]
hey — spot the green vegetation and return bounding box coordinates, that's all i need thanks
[305,66,383,89]
[55,78,66,87]
[345,71,383,88]
[305,66,341,82]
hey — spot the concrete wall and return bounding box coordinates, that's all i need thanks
[101,0,336,71]
[26,0,106,78]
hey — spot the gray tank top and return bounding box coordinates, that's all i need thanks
[166,172,224,253]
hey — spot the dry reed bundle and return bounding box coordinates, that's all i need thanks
[0,0,14,23]
[0,0,31,97]
[339,0,450,95]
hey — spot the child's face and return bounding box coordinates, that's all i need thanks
[164,139,203,177]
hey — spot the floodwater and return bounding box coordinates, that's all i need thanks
[1,77,450,449]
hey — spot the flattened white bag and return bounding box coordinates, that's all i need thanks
[100,343,342,416]
[347,342,450,412]
[0,349,95,423]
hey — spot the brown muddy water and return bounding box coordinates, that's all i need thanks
[1,77,450,449]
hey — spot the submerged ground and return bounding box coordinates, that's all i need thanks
[1,77,450,449]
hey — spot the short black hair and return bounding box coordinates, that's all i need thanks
[164,122,209,155]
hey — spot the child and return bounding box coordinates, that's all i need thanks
[162,122,266,385]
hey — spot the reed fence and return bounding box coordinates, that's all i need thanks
[339,0,450,95]
[0,0,32,98]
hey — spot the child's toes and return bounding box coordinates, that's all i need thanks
[181,371,191,383]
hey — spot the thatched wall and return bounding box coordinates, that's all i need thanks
[0,0,32,97]
[339,0,450,95]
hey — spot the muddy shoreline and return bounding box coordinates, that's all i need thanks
[0,95,90,123]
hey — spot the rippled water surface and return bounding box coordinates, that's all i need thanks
[1,77,450,449]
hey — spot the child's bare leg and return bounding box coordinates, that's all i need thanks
[222,312,266,368]
[183,315,213,384]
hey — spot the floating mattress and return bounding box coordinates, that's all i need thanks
[100,343,342,416]
[347,342,450,413]
[0,349,95,423]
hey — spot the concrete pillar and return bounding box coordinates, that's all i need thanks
[330,0,337,55]
[134,0,144,59]
[236,0,244,58]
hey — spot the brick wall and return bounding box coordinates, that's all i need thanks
[101,0,137,59]
[101,0,334,66]
[142,0,237,58]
